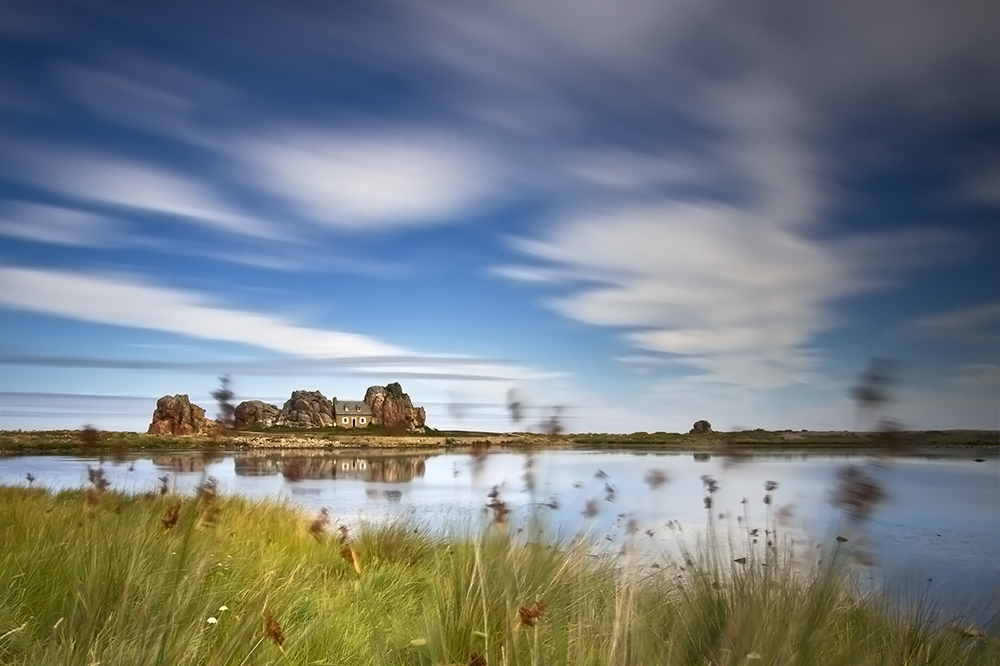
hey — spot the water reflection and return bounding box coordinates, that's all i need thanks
[153,453,224,473]
[232,453,426,482]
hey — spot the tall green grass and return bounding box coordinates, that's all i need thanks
[1,484,995,665]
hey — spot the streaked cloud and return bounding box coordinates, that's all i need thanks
[487,265,573,285]
[0,267,554,383]
[963,156,1000,206]
[501,199,963,389]
[0,266,404,358]
[238,128,499,230]
[910,301,1000,341]
[567,149,710,193]
[950,363,1000,392]
[0,201,118,246]
[56,61,228,147]
[1,146,277,239]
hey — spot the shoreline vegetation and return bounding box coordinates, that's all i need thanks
[1,427,997,455]
[2,485,996,665]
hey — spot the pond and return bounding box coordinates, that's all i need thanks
[3,447,998,627]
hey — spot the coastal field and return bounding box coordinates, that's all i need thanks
[1,427,997,455]
[2,485,996,665]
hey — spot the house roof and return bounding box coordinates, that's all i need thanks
[334,400,372,416]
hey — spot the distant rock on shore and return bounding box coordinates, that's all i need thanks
[148,394,218,435]
[690,420,713,434]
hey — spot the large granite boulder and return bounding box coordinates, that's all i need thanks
[234,400,280,430]
[275,390,335,428]
[364,382,426,430]
[148,394,217,435]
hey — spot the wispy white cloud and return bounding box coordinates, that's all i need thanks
[567,149,711,193]
[238,128,498,231]
[0,201,118,246]
[0,266,551,383]
[0,266,404,358]
[1,146,277,239]
[963,155,1000,206]
[55,61,226,147]
[909,300,1000,341]
[950,362,1000,392]
[501,200,836,387]
[499,173,963,390]
[487,264,573,284]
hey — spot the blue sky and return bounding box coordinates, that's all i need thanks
[0,0,997,433]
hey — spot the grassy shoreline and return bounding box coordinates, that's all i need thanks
[2,485,996,665]
[1,427,997,455]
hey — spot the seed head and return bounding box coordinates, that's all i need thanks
[161,502,181,532]
[309,508,330,540]
[264,612,285,650]
[516,600,546,629]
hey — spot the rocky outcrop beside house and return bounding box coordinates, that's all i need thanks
[234,400,280,430]
[148,394,218,435]
[364,382,426,430]
[275,390,335,428]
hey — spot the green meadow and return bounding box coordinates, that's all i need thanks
[1,484,996,665]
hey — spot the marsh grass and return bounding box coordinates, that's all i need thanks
[3,427,997,456]
[1,485,996,665]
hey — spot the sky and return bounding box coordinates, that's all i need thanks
[0,0,997,434]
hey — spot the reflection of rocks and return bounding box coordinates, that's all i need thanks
[153,454,219,473]
[232,454,427,482]
[233,457,282,476]
[275,390,335,428]
[148,395,218,435]
[234,400,280,430]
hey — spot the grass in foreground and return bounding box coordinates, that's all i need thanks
[1,485,996,665]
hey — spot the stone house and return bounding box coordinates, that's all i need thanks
[333,399,372,428]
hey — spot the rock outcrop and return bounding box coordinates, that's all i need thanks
[690,420,713,434]
[364,382,426,430]
[148,394,217,435]
[275,390,335,428]
[234,400,280,430]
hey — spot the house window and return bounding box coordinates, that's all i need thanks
[342,417,349,424]
[360,417,366,424]
[356,405,362,412]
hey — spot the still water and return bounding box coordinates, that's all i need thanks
[3,448,998,624]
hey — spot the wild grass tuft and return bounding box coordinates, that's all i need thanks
[0,485,995,665]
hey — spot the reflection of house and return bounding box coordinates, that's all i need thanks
[335,458,369,479]
[333,399,371,428]
[232,454,427,482]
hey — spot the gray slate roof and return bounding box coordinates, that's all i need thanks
[334,400,372,416]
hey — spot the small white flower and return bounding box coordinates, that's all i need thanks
[219,606,228,611]
[207,617,218,624]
